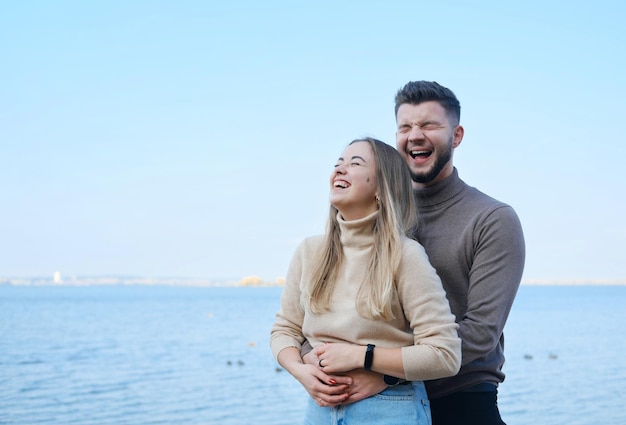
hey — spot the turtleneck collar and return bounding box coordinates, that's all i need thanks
[336,210,378,247]
[413,167,465,210]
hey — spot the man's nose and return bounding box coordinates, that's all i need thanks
[408,125,424,141]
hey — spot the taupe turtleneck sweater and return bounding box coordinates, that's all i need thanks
[414,168,525,398]
[270,211,461,381]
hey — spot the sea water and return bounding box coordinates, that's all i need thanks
[0,284,624,424]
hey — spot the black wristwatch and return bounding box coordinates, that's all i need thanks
[383,374,402,386]
[364,344,375,370]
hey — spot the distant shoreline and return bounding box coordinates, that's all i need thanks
[2,277,626,287]
[521,279,626,286]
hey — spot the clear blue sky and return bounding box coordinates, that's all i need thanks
[2,0,625,282]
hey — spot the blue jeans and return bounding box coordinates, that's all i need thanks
[304,381,431,425]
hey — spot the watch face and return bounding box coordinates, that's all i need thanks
[383,375,400,385]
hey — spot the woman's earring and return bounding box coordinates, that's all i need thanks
[375,195,380,207]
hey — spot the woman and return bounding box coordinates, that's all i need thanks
[270,138,461,424]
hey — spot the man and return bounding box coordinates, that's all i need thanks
[303,81,525,425]
[392,80,525,424]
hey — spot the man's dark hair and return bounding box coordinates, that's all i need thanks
[394,81,461,125]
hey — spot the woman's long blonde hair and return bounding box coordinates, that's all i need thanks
[302,138,417,320]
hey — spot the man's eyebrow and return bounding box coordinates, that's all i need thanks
[398,119,441,127]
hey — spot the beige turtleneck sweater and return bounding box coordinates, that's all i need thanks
[270,211,461,381]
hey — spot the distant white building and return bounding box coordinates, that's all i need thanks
[53,271,62,284]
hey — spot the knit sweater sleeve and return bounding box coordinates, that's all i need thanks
[460,205,525,364]
[269,238,309,360]
[397,239,462,381]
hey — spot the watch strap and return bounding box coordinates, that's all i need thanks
[364,344,375,370]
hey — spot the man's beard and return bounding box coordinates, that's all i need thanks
[410,138,453,184]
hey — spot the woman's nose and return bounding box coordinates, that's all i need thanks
[334,164,346,174]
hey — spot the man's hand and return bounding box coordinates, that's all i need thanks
[341,368,388,404]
